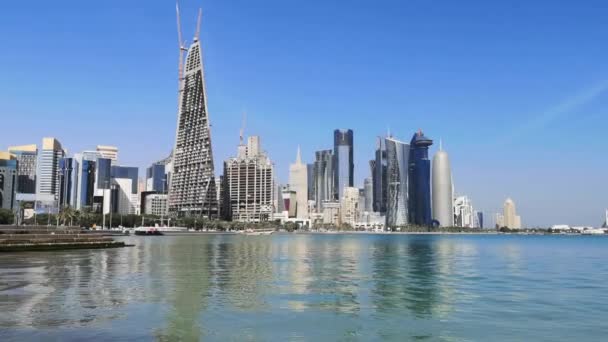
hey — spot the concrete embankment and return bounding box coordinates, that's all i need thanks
[0,226,129,252]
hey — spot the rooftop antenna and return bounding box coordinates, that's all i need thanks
[194,8,202,42]
[239,111,247,145]
[439,138,443,151]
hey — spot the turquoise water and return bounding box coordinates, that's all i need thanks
[1,234,607,341]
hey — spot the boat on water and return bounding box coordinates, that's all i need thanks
[134,227,164,236]
[241,229,275,236]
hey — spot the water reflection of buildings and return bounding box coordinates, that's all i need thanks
[370,236,458,319]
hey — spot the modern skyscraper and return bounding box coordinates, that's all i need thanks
[408,130,433,226]
[0,152,18,210]
[454,195,475,228]
[223,136,274,222]
[169,8,217,217]
[96,145,118,164]
[363,177,373,212]
[313,150,334,212]
[503,198,522,229]
[307,163,314,205]
[8,144,37,195]
[36,137,65,206]
[289,147,308,219]
[71,153,97,210]
[333,129,354,200]
[146,162,167,193]
[111,166,139,215]
[372,137,387,213]
[58,157,76,208]
[432,142,454,227]
[476,211,484,229]
[385,137,410,229]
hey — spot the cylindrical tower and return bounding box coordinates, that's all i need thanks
[432,146,453,227]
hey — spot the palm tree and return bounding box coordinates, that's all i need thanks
[58,206,76,227]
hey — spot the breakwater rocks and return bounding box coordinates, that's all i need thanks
[0,225,129,252]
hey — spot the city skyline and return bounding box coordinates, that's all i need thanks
[1,0,607,226]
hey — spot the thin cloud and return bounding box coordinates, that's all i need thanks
[498,79,608,145]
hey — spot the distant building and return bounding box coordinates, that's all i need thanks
[312,150,334,212]
[476,211,484,229]
[322,201,341,226]
[503,198,522,229]
[333,129,354,200]
[385,137,410,229]
[223,136,274,222]
[363,177,373,213]
[96,145,118,164]
[454,196,475,228]
[306,163,314,205]
[281,187,297,218]
[408,130,433,226]
[146,162,167,193]
[341,187,360,227]
[8,144,37,195]
[289,147,308,219]
[0,152,18,210]
[144,193,168,216]
[58,157,76,208]
[36,137,66,208]
[432,142,454,227]
[372,137,387,213]
[111,166,139,215]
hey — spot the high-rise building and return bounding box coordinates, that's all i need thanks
[313,150,334,212]
[408,130,433,226]
[603,209,608,228]
[96,145,118,164]
[146,163,167,193]
[372,137,387,213]
[476,211,484,229]
[432,143,454,227]
[144,193,168,216]
[0,152,18,210]
[58,157,76,208]
[363,177,373,212]
[503,198,522,229]
[289,147,308,219]
[111,166,139,215]
[341,187,360,227]
[169,13,218,218]
[70,153,97,210]
[333,129,354,200]
[454,195,475,228]
[8,144,37,195]
[385,137,410,229]
[36,137,65,206]
[307,163,314,204]
[223,136,274,222]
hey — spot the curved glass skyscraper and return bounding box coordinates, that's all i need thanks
[385,137,410,229]
[408,130,433,226]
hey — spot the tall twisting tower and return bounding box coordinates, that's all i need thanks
[169,2,218,217]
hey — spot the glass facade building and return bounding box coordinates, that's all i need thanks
[313,150,334,212]
[372,137,387,213]
[385,137,410,229]
[146,163,166,193]
[333,129,354,201]
[408,131,433,226]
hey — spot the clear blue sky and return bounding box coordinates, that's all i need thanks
[1,0,607,227]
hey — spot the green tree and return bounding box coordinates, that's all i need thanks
[0,208,14,225]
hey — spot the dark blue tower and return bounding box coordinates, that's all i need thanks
[408,130,433,226]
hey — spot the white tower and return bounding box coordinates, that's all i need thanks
[289,146,309,219]
[432,142,453,227]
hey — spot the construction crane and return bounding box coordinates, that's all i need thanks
[175,1,188,84]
